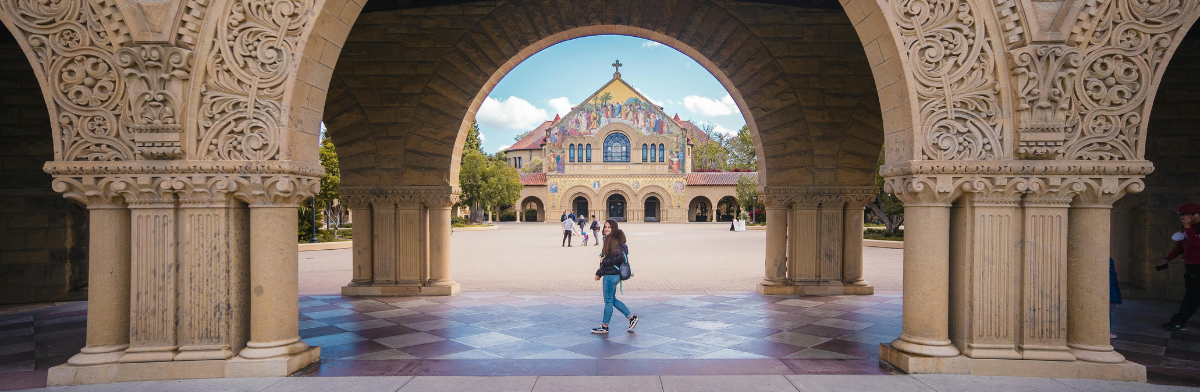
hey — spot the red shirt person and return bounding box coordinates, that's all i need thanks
[1159,203,1200,331]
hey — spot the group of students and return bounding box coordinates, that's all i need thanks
[560,211,601,247]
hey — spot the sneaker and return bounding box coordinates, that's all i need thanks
[627,315,639,331]
[591,325,609,334]
[1162,322,1187,331]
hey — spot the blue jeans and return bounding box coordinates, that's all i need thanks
[601,274,631,324]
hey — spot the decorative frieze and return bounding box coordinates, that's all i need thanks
[1009,45,1082,160]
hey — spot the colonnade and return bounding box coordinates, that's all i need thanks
[877,173,1144,379]
[758,187,876,295]
[340,187,460,296]
[48,168,323,384]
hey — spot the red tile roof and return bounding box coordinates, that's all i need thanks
[686,172,757,186]
[507,116,556,151]
[519,172,547,186]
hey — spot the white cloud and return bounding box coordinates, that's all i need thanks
[547,97,573,116]
[683,94,738,117]
[476,96,551,130]
[635,88,663,106]
[479,133,487,141]
[692,121,736,136]
[497,144,511,151]
[641,41,664,49]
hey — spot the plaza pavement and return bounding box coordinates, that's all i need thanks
[2,223,1198,390]
[300,222,905,295]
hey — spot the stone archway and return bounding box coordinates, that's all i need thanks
[518,196,544,223]
[689,196,713,222]
[7,0,1192,385]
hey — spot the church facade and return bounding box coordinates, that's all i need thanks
[505,68,754,223]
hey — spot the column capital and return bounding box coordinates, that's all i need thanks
[46,161,324,208]
[884,175,965,206]
[341,186,457,209]
[1072,177,1145,208]
[759,186,875,209]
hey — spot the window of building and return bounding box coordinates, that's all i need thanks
[585,144,592,162]
[659,144,665,162]
[577,144,584,163]
[604,133,630,162]
[650,143,656,162]
[641,144,648,162]
[569,144,575,162]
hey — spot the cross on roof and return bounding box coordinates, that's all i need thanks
[612,59,622,79]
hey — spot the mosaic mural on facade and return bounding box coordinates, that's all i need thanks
[546,77,686,174]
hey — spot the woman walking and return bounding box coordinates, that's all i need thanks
[592,220,639,334]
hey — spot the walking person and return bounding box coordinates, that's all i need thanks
[590,215,601,245]
[560,211,567,222]
[591,219,639,334]
[1158,203,1200,331]
[581,216,591,246]
[562,214,576,247]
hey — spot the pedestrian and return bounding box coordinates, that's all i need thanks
[560,211,567,222]
[1110,257,1122,339]
[590,215,601,245]
[581,216,591,246]
[591,219,638,334]
[1158,202,1200,331]
[562,214,576,247]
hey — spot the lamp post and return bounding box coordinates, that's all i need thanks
[309,197,318,244]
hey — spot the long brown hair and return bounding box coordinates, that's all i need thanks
[602,219,626,257]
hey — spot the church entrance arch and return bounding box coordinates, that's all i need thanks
[573,196,589,219]
[644,196,660,222]
[607,194,627,222]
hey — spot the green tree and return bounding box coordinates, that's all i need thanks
[459,148,523,223]
[866,149,904,234]
[736,174,760,223]
[513,129,533,142]
[521,157,544,173]
[728,125,757,171]
[464,120,484,154]
[691,140,728,171]
[318,136,343,230]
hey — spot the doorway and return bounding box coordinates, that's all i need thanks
[644,196,659,222]
[607,194,626,222]
[573,196,589,219]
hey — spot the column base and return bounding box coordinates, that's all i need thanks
[756,282,874,295]
[341,282,460,296]
[1068,343,1126,364]
[879,343,1145,382]
[66,345,128,366]
[47,346,321,386]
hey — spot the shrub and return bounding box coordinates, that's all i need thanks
[864,228,904,241]
[498,211,517,221]
[452,216,470,226]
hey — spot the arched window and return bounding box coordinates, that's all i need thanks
[569,144,575,162]
[641,144,648,162]
[585,144,592,162]
[604,133,631,162]
[577,144,584,163]
[650,142,657,162]
[659,144,665,162]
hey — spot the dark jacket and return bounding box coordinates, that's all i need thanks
[596,243,628,276]
[1167,223,1200,265]
[560,213,566,222]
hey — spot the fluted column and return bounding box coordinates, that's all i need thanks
[789,197,821,284]
[948,189,1023,359]
[68,200,131,366]
[759,195,791,288]
[237,203,308,359]
[347,199,373,286]
[1019,188,1076,361]
[818,198,845,283]
[424,194,460,295]
[1067,182,1131,363]
[174,195,241,361]
[120,194,178,363]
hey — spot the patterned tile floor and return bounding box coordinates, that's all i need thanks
[0,292,1198,390]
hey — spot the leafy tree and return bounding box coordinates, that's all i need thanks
[691,140,728,171]
[458,148,523,224]
[513,129,533,142]
[318,136,343,232]
[727,125,757,171]
[866,149,904,234]
[521,157,544,173]
[736,174,760,223]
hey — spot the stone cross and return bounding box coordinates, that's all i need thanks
[612,59,622,78]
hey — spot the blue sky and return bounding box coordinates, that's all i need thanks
[476,35,747,154]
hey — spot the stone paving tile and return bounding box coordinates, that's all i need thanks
[3,295,1200,390]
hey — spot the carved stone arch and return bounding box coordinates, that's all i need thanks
[638,185,670,206]
[560,185,597,211]
[599,182,636,203]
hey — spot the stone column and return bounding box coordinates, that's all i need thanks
[236,204,309,359]
[174,196,239,361]
[67,200,131,366]
[789,197,821,284]
[346,197,373,286]
[1067,183,1128,363]
[396,199,424,285]
[423,194,460,295]
[120,194,179,363]
[948,189,1023,359]
[1018,189,1075,361]
[842,195,873,290]
[759,195,791,290]
[371,198,398,285]
[818,198,845,284]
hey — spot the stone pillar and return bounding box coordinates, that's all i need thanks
[372,198,398,285]
[68,201,131,366]
[842,195,873,291]
[948,190,1023,359]
[759,195,791,291]
[789,197,821,284]
[120,195,179,363]
[347,201,373,286]
[818,198,845,284]
[1067,186,1127,363]
[396,199,424,285]
[1018,190,1075,361]
[423,194,460,295]
[892,204,959,356]
[236,205,309,360]
[174,196,241,361]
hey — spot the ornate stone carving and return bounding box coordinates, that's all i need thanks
[1009,45,1082,159]
[895,0,1007,160]
[196,0,316,161]
[1065,0,1200,160]
[118,45,194,160]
